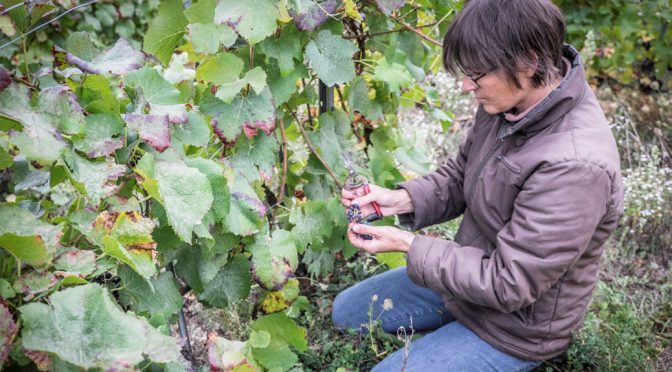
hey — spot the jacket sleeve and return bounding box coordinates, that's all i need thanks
[397,126,474,230]
[406,161,615,313]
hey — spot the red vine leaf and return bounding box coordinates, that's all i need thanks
[0,303,16,369]
[0,67,10,92]
[124,114,171,152]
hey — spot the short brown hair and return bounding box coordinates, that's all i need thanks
[442,0,566,88]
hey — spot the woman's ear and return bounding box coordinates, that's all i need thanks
[520,52,539,78]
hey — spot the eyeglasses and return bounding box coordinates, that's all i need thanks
[458,67,488,88]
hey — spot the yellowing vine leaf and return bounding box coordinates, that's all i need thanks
[0,203,61,268]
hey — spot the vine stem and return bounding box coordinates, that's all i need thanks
[272,117,289,222]
[335,84,348,113]
[21,38,29,80]
[285,103,343,189]
[301,78,314,128]
[393,16,442,47]
[342,22,439,40]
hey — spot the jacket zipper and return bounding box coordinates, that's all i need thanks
[466,138,505,204]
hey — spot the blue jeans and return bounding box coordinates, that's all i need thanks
[332,267,542,371]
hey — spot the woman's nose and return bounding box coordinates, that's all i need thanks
[461,77,477,94]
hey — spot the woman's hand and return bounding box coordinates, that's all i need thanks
[341,184,414,218]
[347,223,415,254]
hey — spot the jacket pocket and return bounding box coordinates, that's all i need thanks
[496,155,521,174]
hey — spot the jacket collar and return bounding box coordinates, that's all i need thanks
[496,45,587,140]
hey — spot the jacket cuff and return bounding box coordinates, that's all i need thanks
[396,180,426,230]
[406,235,436,288]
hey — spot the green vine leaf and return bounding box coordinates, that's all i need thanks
[0,147,12,170]
[0,203,61,268]
[118,268,184,320]
[348,77,383,122]
[267,61,308,108]
[172,112,212,147]
[198,254,251,308]
[184,0,216,23]
[304,30,358,87]
[19,284,181,369]
[189,23,237,54]
[224,190,266,236]
[250,312,307,371]
[102,236,157,282]
[0,84,74,164]
[13,271,57,301]
[307,110,351,178]
[259,24,302,77]
[373,57,413,93]
[214,0,279,45]
[196,52,245,102]
[54,250,97,277]
[72,113,125,158]
[143,0,188,65]
[125,66,183,105]
[174,243,229,294]
[36,86,86,135]
[71,75,120,114]
[231,131,279,182]
[289,200,334,253]
[64,31,97,61]
[184,158,231,223]
[63,151,126,202]
[247,226,298,291]
[155,160,214,243]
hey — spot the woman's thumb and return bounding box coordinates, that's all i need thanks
[351,223,373,234]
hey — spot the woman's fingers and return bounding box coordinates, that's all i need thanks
[350,223,377,237]
[341,186,370,208]
[347,224,375,251]
[347,224,414,254]
[351,192,377,209]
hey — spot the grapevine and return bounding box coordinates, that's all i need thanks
[0,0,453,370]
[346,202,373,240]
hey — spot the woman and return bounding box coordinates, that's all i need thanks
[333,0,624,370]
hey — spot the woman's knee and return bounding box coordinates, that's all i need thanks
[331,285,370,331]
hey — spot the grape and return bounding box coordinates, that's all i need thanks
[346,203,372,240]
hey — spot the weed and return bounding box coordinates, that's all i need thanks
[565,281,658,371]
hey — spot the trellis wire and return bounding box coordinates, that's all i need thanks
[0,0,99,50]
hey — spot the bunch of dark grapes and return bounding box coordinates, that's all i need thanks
[346,203,372,240]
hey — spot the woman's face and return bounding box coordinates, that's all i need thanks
[460,67,538,115]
